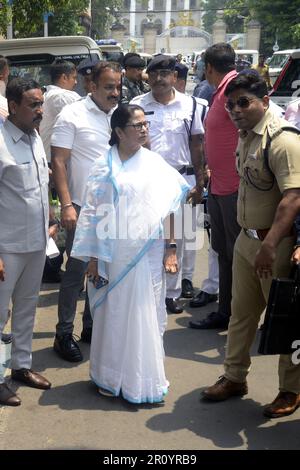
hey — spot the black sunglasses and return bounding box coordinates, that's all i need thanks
[225,96,256,112]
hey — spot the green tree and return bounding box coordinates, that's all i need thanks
[222,0,300,54]
[202,0,226,34]
[0,0,89,38]
[247,0,300,54]
[91,0,122,39]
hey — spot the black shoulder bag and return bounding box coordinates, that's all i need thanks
[258,265,300,355]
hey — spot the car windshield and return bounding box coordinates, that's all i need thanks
[268,54,290,68]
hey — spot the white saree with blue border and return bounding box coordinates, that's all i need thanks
[72,145,189,403]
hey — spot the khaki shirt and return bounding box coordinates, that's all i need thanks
[0,120,49,253]
[236,109,300,229]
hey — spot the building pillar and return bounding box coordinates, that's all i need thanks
[143,22,157,55]
[110,23,127,48]
[184,0,190,10]
[212,10,226,45]
[246,19,261,51]
[148,0,154,10]
[165,0,171,30]
[130,0,136,37]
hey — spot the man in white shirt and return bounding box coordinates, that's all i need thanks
[285,98,300,128]
[0,56,9,127]
[0,56,12,345]
[0,78,51,406]
[40,59,80,162]
[51,62,122,362]
[132,55,206,314]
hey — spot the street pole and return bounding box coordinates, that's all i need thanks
[6,0,14,39]
[43,12,54,37]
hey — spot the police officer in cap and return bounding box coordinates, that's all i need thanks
[121,53,150,104]
[132,54,206,314]
[77,56,100,95]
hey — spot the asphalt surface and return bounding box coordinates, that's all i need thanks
[1,231,300,451]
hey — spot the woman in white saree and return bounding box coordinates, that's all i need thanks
[72,104,189,404]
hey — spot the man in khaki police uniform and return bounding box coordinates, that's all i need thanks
[202,72,300,418]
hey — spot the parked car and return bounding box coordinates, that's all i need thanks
[268,49,296,85]
[270,49,300,109]
[0,36,102,95]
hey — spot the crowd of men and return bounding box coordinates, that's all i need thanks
[1,44,300,421]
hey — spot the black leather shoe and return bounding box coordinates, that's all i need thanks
[189,311,229,329]
[165,298,183,314]
[189,290,218,308]
[11,369,51,390]
[54,334,83,362]
[1,333,12,344]
[81,328,92,344]
[0,383,21,406]
[181,279,195,298]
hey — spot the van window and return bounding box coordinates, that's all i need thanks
[7,52,100,96]
[101,51,124,64]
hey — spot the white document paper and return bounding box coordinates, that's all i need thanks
[46,237,60,258]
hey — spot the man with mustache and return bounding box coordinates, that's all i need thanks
[0,78,51,406]
[132,55,206,313]
[51,62,121,362]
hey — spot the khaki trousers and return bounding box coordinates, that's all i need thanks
[224,230,300,394]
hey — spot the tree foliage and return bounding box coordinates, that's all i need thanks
[0,0,89,38]
[91,0,122,39]
[202,0,300,54]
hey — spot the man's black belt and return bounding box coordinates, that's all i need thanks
[178,165,194,175]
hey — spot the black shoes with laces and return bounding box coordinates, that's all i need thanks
[54,334,83,362]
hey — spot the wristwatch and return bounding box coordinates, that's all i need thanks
[166,242,177,249]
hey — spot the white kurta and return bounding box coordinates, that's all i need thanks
[72,145,189,403]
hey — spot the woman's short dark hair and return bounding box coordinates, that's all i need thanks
[50,59,76,84]
[204,43,236,74]
[109,104,145,146]
[225,71,268,98]
[6,77,41,105]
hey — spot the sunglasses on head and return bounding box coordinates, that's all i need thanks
[225,96,256,112]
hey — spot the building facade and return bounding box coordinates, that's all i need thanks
[119,0,207,54]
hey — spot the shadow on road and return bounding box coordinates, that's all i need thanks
[146,387,300,449]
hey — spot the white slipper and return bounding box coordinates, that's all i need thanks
[98,387,116,397]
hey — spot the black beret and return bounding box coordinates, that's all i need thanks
[146,54,176,73]
[175,62,188,80]
[124,55,145,68]
[77,57,100,76]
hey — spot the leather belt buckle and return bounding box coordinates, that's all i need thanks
[244,228,260,240]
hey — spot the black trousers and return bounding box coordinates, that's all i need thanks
[207,191,241,318]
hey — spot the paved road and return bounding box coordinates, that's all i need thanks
[1,233,299,451]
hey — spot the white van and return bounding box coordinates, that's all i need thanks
[268,49,296,85]
[235,49,259,67]
[0,36,102,95]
